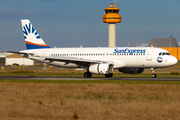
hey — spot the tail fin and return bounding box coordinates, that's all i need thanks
[21,19,50,49]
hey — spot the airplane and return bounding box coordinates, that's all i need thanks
[9,19,178,78]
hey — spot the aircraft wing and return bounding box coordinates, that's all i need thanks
[44,56,111,66]
[6,51,113,66]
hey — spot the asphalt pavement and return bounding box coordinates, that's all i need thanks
[0,76,180,81]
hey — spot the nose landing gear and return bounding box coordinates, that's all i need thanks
[151,68,157,78]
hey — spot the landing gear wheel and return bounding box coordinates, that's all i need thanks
[105,73,113,78]
[83,72,92,78]
[151,68,157,78]
[151,74,157,78]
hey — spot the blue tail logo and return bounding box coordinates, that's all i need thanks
[23,23,41,40]
[21,19,50,49]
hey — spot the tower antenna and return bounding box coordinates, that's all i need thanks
[116,0,118,8]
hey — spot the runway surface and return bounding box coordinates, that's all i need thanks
[0,76,180,81]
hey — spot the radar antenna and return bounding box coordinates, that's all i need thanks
[116,0,118,8]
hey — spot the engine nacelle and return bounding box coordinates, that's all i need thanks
[119,68,144,74]
[89,63,113,74]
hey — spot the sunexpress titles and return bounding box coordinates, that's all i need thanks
[113,48,146,54]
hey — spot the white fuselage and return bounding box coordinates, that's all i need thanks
[20,47,178,69]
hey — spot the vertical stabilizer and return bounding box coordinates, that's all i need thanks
[21,19,50,49]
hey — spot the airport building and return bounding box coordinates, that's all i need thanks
[135,35,180,60]
[0,53,34,66]
[103,1,121,47]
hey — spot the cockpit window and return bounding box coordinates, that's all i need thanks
[162,53,166,55]
[159,52,171,56]
[159,53,162,55]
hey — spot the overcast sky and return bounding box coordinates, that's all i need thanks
[0,0,180,51]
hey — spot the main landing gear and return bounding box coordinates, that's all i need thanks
[83,72,92,78]
[105,73,113,78]
[83,72,113,78]
[151,68,157,78]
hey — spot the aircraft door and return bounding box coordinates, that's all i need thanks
[146,49,153,61]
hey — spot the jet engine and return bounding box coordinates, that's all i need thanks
[119,68,144,74]
[88,63,113,74]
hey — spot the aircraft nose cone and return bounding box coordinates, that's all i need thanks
[171,56,178,65]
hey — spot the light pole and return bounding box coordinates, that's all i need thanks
[43,25,47,70]
[44,25,46,42]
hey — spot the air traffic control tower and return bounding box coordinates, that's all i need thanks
[103,1,121,47]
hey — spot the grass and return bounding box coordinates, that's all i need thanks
[0,82,180,120]
[1,80,180,85]
[0,66,180,119]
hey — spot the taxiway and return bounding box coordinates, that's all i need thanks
[0,76,180,81]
